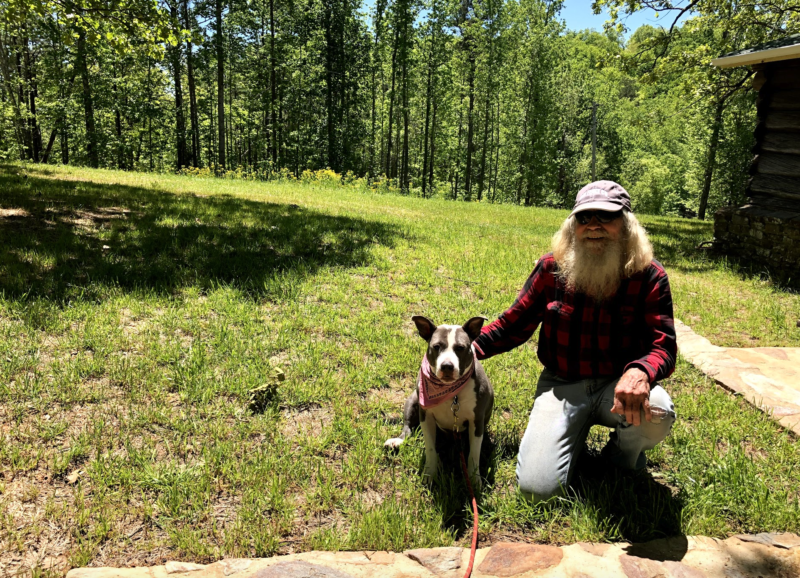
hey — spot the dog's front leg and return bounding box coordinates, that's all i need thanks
[420,409,440,482]
[468,420,483,491]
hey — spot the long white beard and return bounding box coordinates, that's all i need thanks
[559,237,624,300]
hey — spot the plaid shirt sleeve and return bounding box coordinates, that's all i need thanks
[623,262,677,383]
[473,256,552,360]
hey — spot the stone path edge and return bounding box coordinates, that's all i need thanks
[674,319,800,437]
[66,533,800,578]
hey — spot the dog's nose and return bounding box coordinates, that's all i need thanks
[440,361,455,373]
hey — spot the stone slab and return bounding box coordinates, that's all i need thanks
[675,319,800,437]
[166,562,207,574]
[405,547,463,574]
[733,532,800,549]
[476,543,563,577]
[66,533,800,578]
[253,561,356,578]
[219,560,252,576]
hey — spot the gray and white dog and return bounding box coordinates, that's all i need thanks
[385,316,494,487]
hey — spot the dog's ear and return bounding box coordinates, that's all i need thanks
[412,316,436,342]
[462,316,487,342]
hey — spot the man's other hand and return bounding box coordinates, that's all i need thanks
[611,367,651,426]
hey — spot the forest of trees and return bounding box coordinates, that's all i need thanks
[1,0,798,216]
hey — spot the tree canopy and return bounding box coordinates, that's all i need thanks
[2,0,798,216]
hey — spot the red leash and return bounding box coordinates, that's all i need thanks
[455,431,479,578]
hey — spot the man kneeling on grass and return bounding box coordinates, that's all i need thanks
[473,180,677,503]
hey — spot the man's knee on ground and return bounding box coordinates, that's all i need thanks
[646,385,676,439]
[649,385,674,415]
[517,473,567,504]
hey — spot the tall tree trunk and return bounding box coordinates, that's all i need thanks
[385,25,399,177]
[324,1,335,171]
[454,91,464,199]
[169,0,187,171]
[370,47,377,180]
[228,43,234,167]
[421,55,433,196]
[148,58,154,170]
[76,30,99,168]
[114,81,124,169]
[338,14,347,173]
[392,116,401,179]
[484,94,497,202]
[400,20,409,193]
[270,0,278,165]
[182,0,201,167]
[216,0,226,170]
[60,118,69,165]
[22,35,43,162]
[324,0,336,170]
[477,88,491,201]
[557,131,566,205]
[491,95,500,202]
[209,86,216,165]
[277,70,284,165]
[429,100,437,196]
[369,1,385,181]
[42,127,58,164]
[516,77,534,205]
[464,49,475,201]
[699,100,725,220]
[15,38,33,159]
[0,36,28,156]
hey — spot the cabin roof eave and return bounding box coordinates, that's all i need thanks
[711,35,800,68]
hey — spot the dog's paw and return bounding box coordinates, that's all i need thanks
[469,474,483,492]
[384,437,404,449]
[422,458,441,483]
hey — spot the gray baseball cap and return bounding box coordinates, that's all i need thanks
[570,181,632,217]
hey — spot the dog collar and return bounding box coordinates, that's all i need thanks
[418,350,476,409]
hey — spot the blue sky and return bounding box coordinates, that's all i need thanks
[560,0,690,37]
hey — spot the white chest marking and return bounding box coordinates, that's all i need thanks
[426,378,477,432]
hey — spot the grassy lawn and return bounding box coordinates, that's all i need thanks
[1,163,799,575]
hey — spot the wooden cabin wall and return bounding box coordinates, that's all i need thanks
[749,60,800,206]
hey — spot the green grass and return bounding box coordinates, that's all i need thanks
[0,163,799,575]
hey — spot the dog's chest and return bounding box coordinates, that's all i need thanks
[426,379,477,432]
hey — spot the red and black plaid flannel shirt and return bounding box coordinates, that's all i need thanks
[473,253,676,383]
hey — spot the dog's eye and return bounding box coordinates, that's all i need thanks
[453,345,466,353]
[432,343,441,352]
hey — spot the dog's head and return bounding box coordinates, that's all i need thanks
[412,316,486,382]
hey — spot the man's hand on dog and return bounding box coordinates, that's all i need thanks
[611,367,651,426]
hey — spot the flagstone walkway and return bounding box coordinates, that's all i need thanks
[674,319,800,436]
[66,533,800,578]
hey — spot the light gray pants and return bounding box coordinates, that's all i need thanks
[516,368,676,503]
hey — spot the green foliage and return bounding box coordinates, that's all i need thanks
[1,0,798,216]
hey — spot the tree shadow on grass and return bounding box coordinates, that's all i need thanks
[643,215,798,289]
[0,165,408,304]
[641,216,717,274]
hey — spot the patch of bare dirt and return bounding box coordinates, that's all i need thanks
[280,407,333,440]
[0,476,73,578]
[0,208,31,218]
[366,382,410,407]
[118,308,149,338]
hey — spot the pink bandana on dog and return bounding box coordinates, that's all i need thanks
[418,350,476,409]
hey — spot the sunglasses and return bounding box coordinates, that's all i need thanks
[575,210,623,225]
